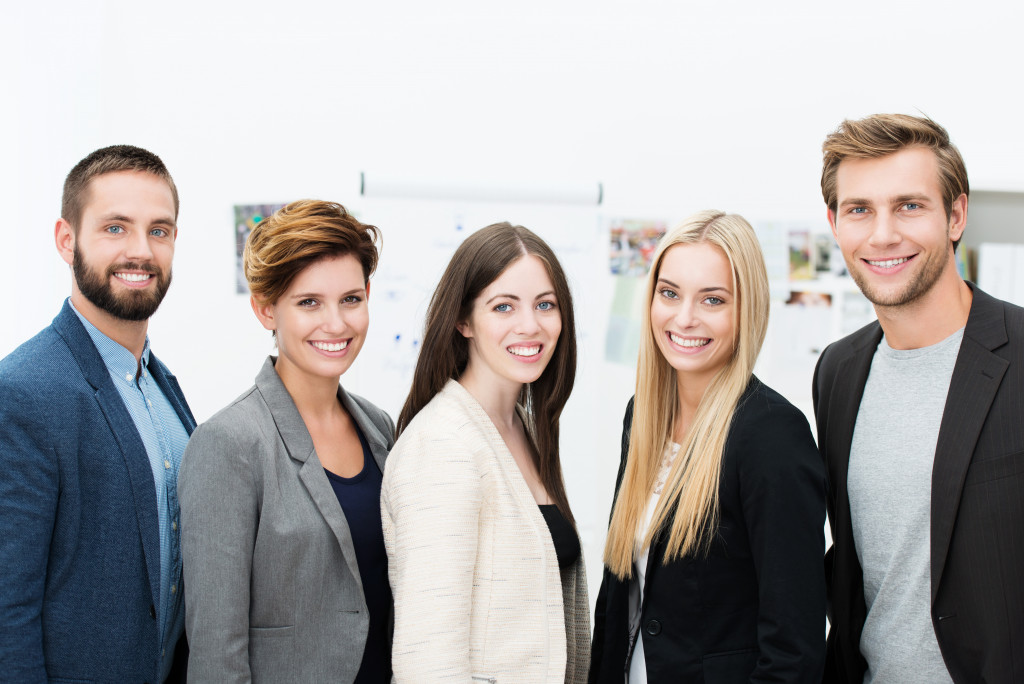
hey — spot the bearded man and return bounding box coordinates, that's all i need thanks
[0,145,196,683]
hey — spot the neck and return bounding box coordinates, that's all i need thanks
[274,360,344,420]
[457,362,522,431]
[874,268,972,350]
[70,291,149,364]
[673,372,710,441]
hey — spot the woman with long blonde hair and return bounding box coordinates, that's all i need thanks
[590,210,826,683]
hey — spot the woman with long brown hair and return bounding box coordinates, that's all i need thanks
[590,210,826,683]
[381,222,590,683]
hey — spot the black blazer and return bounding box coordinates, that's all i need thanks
[813,284,1024,684]
[590,377,826,684]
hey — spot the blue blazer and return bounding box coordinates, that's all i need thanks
[0,300,196,683]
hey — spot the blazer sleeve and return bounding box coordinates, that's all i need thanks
[589,397,633,681]
[381,430,483,682]
[179,418,260,684]
[0,382,56,681]
[734,400,827,684]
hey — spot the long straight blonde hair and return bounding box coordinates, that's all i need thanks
[604,210,770,579]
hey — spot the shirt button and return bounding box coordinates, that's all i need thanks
[171,584,176,594]
[172,521,178,531]
[645,619,662,636]
[125,372,133,382]
[147,399,152,407]
[164,459,171,470]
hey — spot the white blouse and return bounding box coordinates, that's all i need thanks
[629,441,681,684]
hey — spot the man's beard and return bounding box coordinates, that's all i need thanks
[73,244,172,322]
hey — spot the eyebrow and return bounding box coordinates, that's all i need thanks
[99,213,177,228]
[484,290,556,305]
[657,277,732,295]
[839,193,929,209]
[290,287,366,299]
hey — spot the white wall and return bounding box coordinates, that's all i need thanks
[4,0,1023,597]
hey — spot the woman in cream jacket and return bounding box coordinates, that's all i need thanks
[381,222,589,683]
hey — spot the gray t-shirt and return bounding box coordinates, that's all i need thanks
[848,327,964,684]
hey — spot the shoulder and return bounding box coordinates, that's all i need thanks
[186,385,267,451]
[386,385,487,476]
[0,325,74,388]
[817,320,881,376]
[729,378,819,472]
[344,390,395,447]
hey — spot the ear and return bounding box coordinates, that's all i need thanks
[55,219,75,266]
[250,295,277,332]
[827,208,839,241]
[456,318,473,339]
[948,193,968,243]
[364,280,371,300]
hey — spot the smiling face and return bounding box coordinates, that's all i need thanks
[61,170,177,322]
[828,146,966,309]
[252,253,369,388]
[458,254,562,393]
[650,242,736,391]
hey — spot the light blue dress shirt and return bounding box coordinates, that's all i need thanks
[70,301,189,682]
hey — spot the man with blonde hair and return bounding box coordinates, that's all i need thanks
[814,113,1024,684]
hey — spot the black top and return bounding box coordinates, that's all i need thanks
[590,378,826,684]
[539,504,580,570]
[324,428,391,684]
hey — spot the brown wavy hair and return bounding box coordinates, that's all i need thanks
[397,222,578,524]
[243,200,380,305]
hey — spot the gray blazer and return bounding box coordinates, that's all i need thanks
[179,356,395,683]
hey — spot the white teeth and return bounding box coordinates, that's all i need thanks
[115,272,151,282]
[312,340,348,352]
[670,333,710,348]
[508,345,540,357]
[867,257,909,268]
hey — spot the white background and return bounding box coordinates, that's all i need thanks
[3,0,1023,600]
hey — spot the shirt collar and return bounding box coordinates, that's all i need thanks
[68,298,152,381]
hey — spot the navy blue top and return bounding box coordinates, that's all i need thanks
[324,428,391,684]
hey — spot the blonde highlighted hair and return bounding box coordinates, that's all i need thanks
[603,210,769,579]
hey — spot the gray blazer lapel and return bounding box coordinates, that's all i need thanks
[254,357,364,594]
[931,288,1009,599]
[340,387,390,472]
[52,301,163,607]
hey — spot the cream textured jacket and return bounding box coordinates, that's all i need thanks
[381,380,590,683]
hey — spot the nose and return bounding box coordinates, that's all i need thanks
[866,212,901,249]
[322,305,348,334]
[515,307,542,335]
[673,300,698,328]
[124,229,155,262]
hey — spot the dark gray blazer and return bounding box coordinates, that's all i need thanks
[814,284,1024,684]
[179,356,394,683]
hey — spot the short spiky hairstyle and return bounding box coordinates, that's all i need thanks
[243,200,380,305]
[62,145,179,230]
[821,113,969,249]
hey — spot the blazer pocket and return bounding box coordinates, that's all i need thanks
[965,450,1024,487]
[249,624,295,638]
[702,648,757,684]
[249,625,297,679]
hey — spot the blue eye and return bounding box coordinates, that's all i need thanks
[494,303,512,313]
[659,288,678,300]
[850,207,868,214]
[537,301,556,311]
[902,202,920,211]
[703,296,724,306]
[106,225,125,234]
[150,228,168,238]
